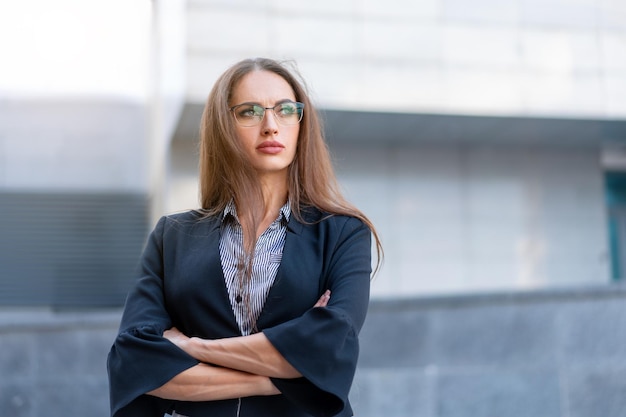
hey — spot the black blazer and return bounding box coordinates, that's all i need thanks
[107,207,372,417]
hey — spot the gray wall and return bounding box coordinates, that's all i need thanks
[2,285,625,417]
[0,310,119,416]
[353,285,626,417]
[0,100,149,192]
[0,98,152,308]
[0,192,148,307]
[335,141,610,296]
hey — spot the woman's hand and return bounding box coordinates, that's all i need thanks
[163,327,195,356]
[314,289,331,308]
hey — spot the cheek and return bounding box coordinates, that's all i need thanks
[288,131,300,158]
[235,128,257,149]
[289,127,300,147]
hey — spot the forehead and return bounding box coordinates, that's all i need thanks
[231,70,296,104]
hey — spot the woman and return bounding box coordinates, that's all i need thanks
[107,57,383,417]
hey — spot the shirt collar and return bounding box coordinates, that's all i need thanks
[222,200,239,224]
[222,199,291,226]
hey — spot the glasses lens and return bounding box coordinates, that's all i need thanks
[233,104,264,126]
[231,102,304,126]
[274,102,303,125]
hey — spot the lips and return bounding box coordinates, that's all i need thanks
[256,141,285,155]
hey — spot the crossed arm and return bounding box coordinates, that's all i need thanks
[147,290,331,402]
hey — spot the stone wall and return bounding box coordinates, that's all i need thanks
[0,310,119,416]
[1,284,625,417]
[353,284,626,417]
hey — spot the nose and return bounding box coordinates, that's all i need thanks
[261,109,279,135]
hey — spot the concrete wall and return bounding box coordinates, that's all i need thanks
[354,284,626,417]
[0,310,118,416]
[335,143,610,296]
[2,284,624,417]
[0,100,149,192]
[185,0,626,118]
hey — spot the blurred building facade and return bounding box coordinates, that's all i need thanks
[1,1,626,417]
[171,0,626,298]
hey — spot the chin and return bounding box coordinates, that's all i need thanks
[254,164,291,175]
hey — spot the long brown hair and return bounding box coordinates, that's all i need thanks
[198,57,383,278]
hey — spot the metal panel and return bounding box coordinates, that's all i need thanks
[0,192,149,308]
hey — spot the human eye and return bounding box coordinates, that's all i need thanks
[237,104,264,119]
[276,102,298,116]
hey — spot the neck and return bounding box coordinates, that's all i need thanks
[236,170,287,239]
[259,171,289,219]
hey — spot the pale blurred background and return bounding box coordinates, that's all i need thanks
[1,1,625,416]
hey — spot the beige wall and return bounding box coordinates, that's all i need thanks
[185,0,626,118]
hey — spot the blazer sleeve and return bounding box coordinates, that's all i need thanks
[263,216,372,417]
[107,216,199,417]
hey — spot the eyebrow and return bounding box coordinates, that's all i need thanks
[233,99,296,107]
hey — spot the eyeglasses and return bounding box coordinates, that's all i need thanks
[229,101,304,127]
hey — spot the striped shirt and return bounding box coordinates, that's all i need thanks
[219,200,291,336]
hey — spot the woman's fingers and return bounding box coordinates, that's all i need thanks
[163,327,191,351]
[313,290,331,308]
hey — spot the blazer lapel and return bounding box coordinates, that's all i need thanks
[198,214,242,335]
[256,215,320,329]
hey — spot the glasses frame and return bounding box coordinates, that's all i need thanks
[229,101,305,127]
